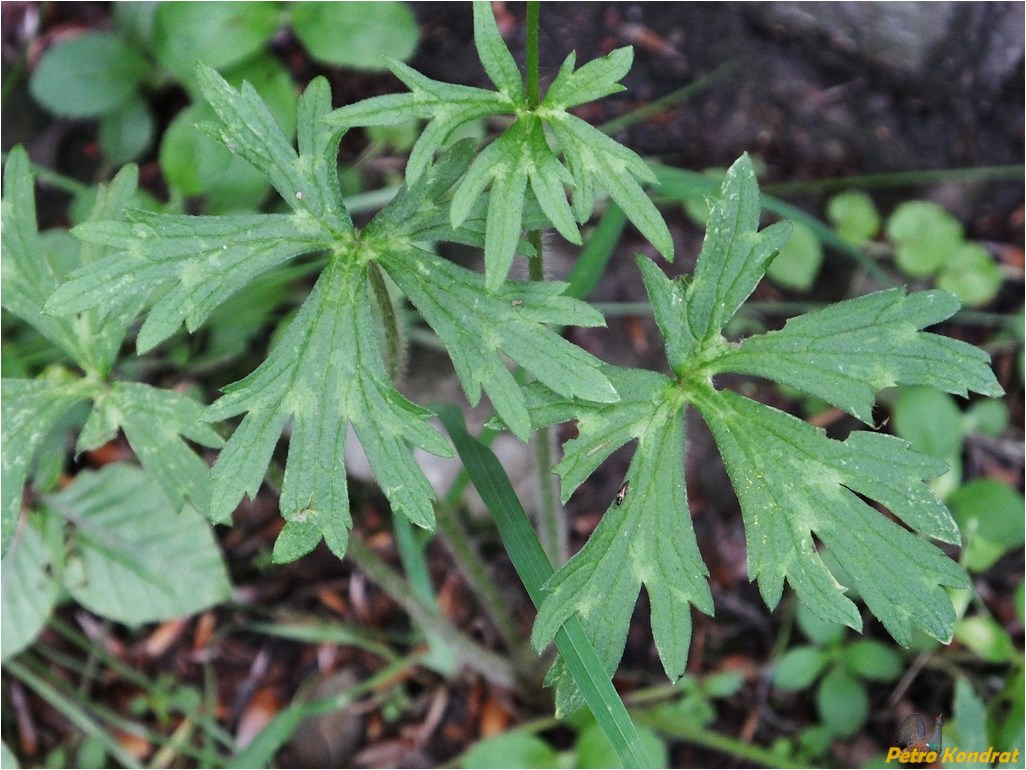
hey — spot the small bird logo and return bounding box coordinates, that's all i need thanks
[895,713,943,753]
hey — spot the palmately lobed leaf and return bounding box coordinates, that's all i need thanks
[326,0,673,288]
[0,380,92,555]
[532,404,713,684]
[4,147,143,376]
[683,153,792,347]
[542,47,633,111]
[203,257,452,551]
[196,65,352,228]
[527,152,1004,698]
[472,0,524,101]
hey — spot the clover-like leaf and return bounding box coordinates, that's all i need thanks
[326,0,672,289]
[524,153,1002,703]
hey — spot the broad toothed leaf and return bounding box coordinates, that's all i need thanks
[326,0,672,288]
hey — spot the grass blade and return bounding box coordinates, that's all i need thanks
[435,404,654,769]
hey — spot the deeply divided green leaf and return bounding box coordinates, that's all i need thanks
[378,247,616,440]
[693,388,967,643]
[204,257,451,544]
[327,0,672,287]
[527,152,1002,697]
[712,288,1003,423]
[472,1,524,101]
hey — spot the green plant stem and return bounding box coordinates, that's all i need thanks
[525,0,565,568]
[227,653,422,769]
[434,506,527,656]
[526,1,541,108]
[0,151,89,195]
[345,535,519,688]
[527,236,565,568]
[44,620,238,752]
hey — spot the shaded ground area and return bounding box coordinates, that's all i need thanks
[2,2,1023,768]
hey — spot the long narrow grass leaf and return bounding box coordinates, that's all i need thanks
[435,404,653,769]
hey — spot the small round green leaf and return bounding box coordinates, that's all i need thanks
[948,479,1024,544]
[773,645,829,691]
[885,200,964,277]
[892,386,964,459]
[947,479,1024,572]
[817,666,869,737]
[936,242,1003,307]
[153,2,280,81]
[797,725,834,758]
[98,97,154,164]
[702,670,746,698]
[29,32,150,117]
[113,2,158,49]
[827,189,880,244]
[964,398,1009,437]
[843,639,903,682]
[797,602,847,646]
[766,221,823,291]
[291,2,419,70]
[955,615,1017,663]
[460,733,561,769]
[159,104,269,212]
